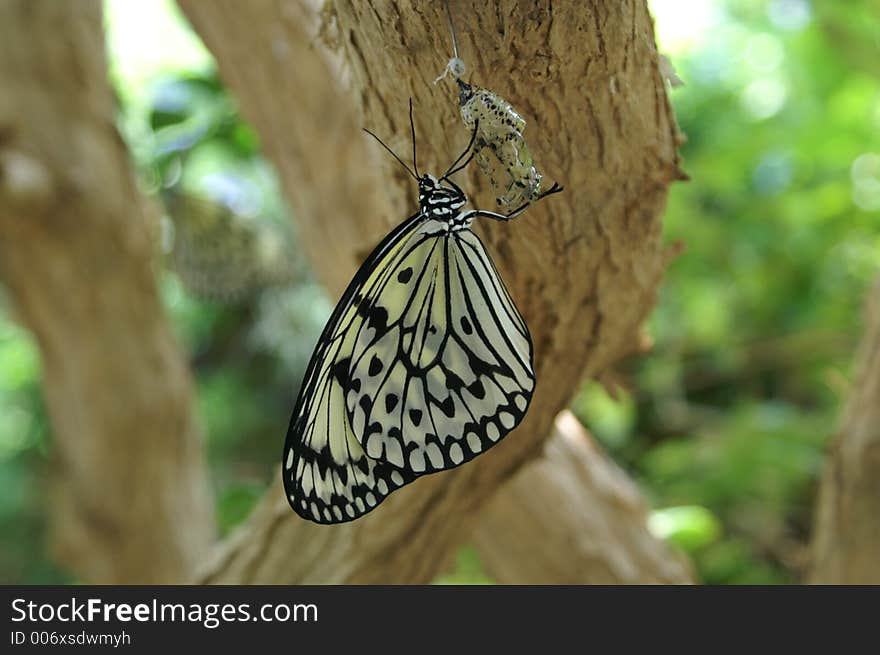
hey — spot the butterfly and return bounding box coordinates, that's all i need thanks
[282,104,562,524]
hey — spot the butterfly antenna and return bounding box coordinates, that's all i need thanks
[363,128,419,181]
[443,119,479,179]
[409,98,421,178]
[444,149,475,180]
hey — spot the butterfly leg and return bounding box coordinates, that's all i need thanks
[472,181,564,222]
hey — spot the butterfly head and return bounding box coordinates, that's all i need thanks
[418,173,467,220]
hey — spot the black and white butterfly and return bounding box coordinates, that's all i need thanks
[283,106,562,524]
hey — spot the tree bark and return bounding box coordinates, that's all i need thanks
[809,280,880,583]
[195,411,692,584]
[184,0,684,584]
[0,0,214,583]
[473,411,692,584]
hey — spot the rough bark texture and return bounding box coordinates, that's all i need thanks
[809,280,880,584]
[183,0,684,584]
[195,411,693,584]
[473,411,692,584]
[0,0,214,583]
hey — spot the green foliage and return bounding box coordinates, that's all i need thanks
[0,315,69,583]
[434,546,494,585]
[648,506,722,551]
[574,0,880,583]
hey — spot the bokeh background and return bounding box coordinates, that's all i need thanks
[1,0,878,584]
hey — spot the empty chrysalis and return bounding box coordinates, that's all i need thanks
[436,1,550,208]
[163,191,297,301]
[456,78,543,208]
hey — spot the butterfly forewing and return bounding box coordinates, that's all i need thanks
[345,220,534,476]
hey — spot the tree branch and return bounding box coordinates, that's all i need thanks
[0,0,214,583]
[183,0,684,583]
[472,411,693,584]
[809,279,880,583]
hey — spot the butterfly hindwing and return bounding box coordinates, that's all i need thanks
[345,219,534,476]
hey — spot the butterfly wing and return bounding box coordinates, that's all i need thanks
[345,219,534,475]
[283,213,425,524]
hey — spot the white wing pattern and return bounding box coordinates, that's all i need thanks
[345,220,533,475]
[283,211,534,524]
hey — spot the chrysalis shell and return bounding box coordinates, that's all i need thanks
[457,79,543,208]
[164,191,297,300]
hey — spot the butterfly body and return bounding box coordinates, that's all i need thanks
[416,174,473,230]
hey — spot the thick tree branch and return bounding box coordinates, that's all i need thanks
[183,0,683,583]
[195,411,692,584]
[809,279,880,583]
[473,412,693,584]
[0,0,214,583]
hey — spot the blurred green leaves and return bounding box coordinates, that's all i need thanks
[649,506,722,551]
[0,316,63,583]
[0,321,41,462]
[574,0,879,583]
[434,546,494,585]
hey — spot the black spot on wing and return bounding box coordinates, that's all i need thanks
[367,305,389,333]
[385,393,399,413]
[331,356,352,387]
[409,408,423,426]
[359,394,373,414]
[445,371,465,391]
[368,355,384,376]
[438,396,456,418]
[467,353,497,379]
[397,267,413,283]
[467,379,486,400]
